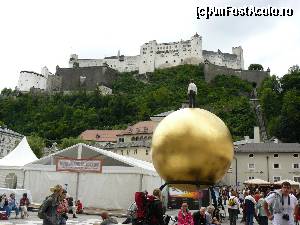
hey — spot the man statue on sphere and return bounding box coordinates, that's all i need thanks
[187,79,197,108]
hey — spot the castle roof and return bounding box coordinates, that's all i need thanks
[104,56,118,59]
[20,71,46,78]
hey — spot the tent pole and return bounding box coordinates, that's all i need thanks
[76,172,79,201]
[22,169,26,188]
[139,174,143,191]
[76,144,82,201]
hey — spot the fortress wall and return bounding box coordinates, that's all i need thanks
[204,63,269,87]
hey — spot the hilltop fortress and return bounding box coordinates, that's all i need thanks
[69,33,244,74]
[17,33,269,93]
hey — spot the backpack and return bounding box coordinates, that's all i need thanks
[37,195,51,219]
[0,212,8,220]
[267,190,290,214]
[135,192,147,220]
[134,192,156,225]
[228,197,236,206]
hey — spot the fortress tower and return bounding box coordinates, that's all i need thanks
[190,33,203,59]
[232,46,244,70]
[139,40,157,74]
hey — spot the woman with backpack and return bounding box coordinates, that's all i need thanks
[228,190,240,225]
[38,184,64,225]
[178,203,193,225]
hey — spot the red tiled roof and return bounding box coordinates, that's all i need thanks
[80,130,123,142]
[118,121,159,136]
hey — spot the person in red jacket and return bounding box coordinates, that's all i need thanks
[20,193,30,219]
[178,203,194,225]
[76,200,83,214]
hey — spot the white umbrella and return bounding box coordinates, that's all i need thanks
[274,179,300,186]
[244,178,270,185]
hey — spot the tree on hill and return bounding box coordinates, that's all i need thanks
[58,137,88,149]
[248,64,264,71]
[258,67,300,142]
[27,134,45,158]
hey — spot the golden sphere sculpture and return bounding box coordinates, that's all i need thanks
[151,108,233,191]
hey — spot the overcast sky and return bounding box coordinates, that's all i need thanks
[0,0,299,91]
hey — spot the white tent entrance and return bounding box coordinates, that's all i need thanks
[24,143,163,209]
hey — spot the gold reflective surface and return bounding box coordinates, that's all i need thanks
[151,108,233,191]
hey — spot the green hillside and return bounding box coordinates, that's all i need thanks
[1,64,299,156]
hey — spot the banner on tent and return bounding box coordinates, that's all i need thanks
[56,158,102,173]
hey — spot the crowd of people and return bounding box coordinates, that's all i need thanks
[0,192,30,219]
[120,181,300,225]
[220,181,300,225]
[2,181,300,225]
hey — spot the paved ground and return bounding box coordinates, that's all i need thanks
[4,210,272,225]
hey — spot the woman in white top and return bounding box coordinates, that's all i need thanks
[228,190,240,225]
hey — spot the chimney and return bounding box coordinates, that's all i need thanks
[254,126,260,143]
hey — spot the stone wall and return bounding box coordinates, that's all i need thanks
[55,65,119,92]
[204,62,269,87]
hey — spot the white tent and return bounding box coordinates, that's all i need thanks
[0,137,38,189]
[24,143,163,209]
[244,178,270,185]
[274,179,300,186]
[0,137,38,167]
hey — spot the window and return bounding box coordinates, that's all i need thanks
[248,163,255,170]
[146,150,149,155]
[134,149,137,155]
[273,163,280,169]
[121,150,123,155]
[294,154,299,158]
[273,176,281,182]
[294,177,300,183]
[274,154,279,158]
[293,163,299,169]
[165,61,168,63]
[249,154,254,158]
[248,176,254,180]
[127,150,129,155]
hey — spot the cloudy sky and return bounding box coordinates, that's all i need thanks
[0,0,299,91]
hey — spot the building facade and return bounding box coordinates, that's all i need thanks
[102,121,159,162]
[0,126,23,158]
[70,33,244,74]
[223,143,300,187]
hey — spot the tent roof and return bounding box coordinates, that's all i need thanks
[244,178,270,185]
[26,143,156,172]
[0,137,38,167]
[274,179,300,186]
